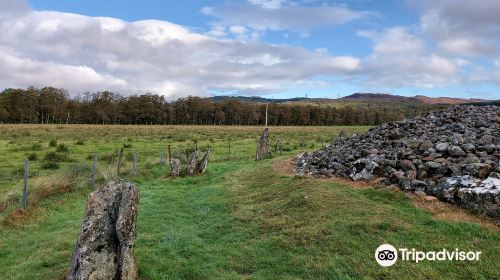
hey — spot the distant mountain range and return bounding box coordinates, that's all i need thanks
[211,93,497,105]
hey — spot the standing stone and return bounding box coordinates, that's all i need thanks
[338,130,346,142]
[67,180,139,280]
[170,158,181,177]
[256,128,272,160]
[187,146,201,175]
[197,148,211,174]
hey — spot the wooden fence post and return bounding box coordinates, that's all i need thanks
[160,150,164,166]
[22,159,28,209]
[227,141,231,160]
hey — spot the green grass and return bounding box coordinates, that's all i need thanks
[1,159,498,279]
[0,124,368,197]
[0,125,498,279]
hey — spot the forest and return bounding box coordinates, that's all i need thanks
[0,87,437,126]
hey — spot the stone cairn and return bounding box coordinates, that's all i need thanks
[256,128,272,160]
[169,145,210,177]
[67,180,139,280]
[295,105,500,218]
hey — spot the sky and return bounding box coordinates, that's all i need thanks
[0,0,499,100]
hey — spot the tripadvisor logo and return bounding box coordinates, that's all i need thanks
[375,244,481,267]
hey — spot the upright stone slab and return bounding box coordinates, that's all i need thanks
[187,147,201,175]
[67,180,139,280]
[197,148,211,174]
[170,158,181,177]
[256,128,272,160]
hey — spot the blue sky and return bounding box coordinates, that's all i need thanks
[1,0,499,99]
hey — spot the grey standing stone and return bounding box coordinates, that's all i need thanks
[197,148,211,174]
[256,128,272,160]
[170,158,181,177]
[67,180,139,280]
[187,146,201,175]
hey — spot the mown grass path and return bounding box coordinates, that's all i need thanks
[0,159,499,279]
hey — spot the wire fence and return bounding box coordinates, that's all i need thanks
[1,137,311,213]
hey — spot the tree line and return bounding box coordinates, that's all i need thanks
[0,87,434,126]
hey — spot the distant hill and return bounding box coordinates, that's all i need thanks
[338,93,422,104]
[210,93,494,106]
[211,95,305,103]
[414,95,492,104]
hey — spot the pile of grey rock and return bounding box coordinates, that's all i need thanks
[295,106,500,218]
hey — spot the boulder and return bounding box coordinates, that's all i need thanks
[349,158,380,181]
[67,180,139,280]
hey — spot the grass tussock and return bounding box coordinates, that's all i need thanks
[48,139,57,147]
[0,163,92,218]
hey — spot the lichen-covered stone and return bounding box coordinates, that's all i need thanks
[256,128,272,160]
[170,158,181,177]
[197,148,211,174]
[67,180,139,280]
[187,147,201,175]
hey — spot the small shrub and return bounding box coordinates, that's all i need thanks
[100,153,117,164]
[49,139,57,147]
[75,140,85,145]
[44,151,67,162]
[126,152,134,161]
[12,166,24,176]
[56,143,69,153]
[41,162,60,170]
[282,145,293,152]
[27,153,38,161]
[30,143,43,150]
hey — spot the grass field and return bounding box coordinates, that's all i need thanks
[0,125,498,279]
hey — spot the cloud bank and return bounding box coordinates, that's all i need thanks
[0,0,498,98]
[0,0,364,98]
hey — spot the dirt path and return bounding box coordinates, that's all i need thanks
[273,157,499,231]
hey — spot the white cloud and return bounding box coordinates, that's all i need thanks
[0,0,361,98]
[229,25,247,35]
[418,0,500,56]
[201,2,372,33]
[248,0,285,10]
[359,27,458,88]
